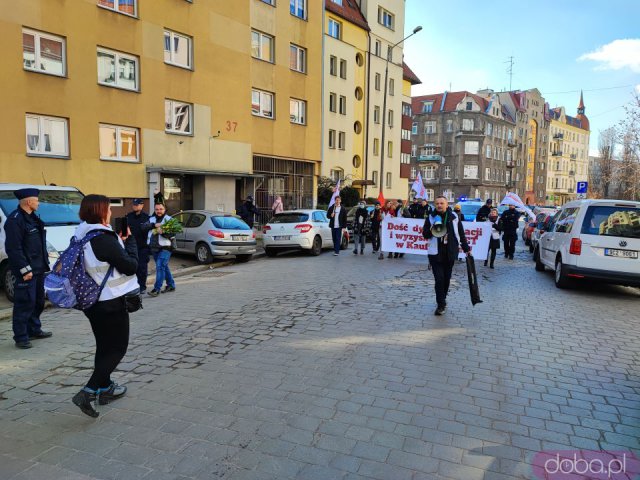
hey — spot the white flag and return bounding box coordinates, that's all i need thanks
[411,172,427,199]
[499,191,536,220]
[328,179,341,207]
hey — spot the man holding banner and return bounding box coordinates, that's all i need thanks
[423,196,470,315]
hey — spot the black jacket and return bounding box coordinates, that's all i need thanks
[88,230,138,276]
[327,204,347,229]
[4,207,49,276]
[423,208,470,263]
[500,209,521,235]
[238,201,259,226]
[353,207,368,234]
[370,208,383,228]
[125,210,150,249]
[476,204,492,221]
[488,216,502,248]
[408,203,421,218]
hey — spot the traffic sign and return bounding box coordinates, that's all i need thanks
[577,181,588,194]
[576,193,586,199]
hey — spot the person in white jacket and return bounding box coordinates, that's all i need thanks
[143,203,176,297]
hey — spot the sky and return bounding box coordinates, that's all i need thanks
[402,0,640,155]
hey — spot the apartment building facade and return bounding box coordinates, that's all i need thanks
[1,0,322,219]
[410,91,517,203]
[401,62,421,195]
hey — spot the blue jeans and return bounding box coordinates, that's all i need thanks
[153,250,175,291]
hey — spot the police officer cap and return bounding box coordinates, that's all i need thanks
[14,188,39,200]
[132,198,144,205]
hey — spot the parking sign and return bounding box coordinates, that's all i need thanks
[577,181,588,194]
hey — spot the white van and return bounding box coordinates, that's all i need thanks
[0,184,84,301]
[534,199,640,288]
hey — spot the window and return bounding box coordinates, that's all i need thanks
[372,170,378,185]
[290,44,306,72]
[446,119,453,132]
[462,118,474,131]
[339,59,347,79]
[290,98,306,125]
[464,165,478,179]
[410,167,417,179]
[251,30,274,63]
[328,18,341,38]
[424,121,436,134]
[401,153,410,164]
[97,47,139,91]
[328,129,336,148]
[425,189,435,201]
[99,124,139,162]
[252,89,274,119]
[485,167,491,180]
[465,101,473,111]
[486,145,491,158]
[329,93,337,113]
[290,0,307,19]
[331,0,342,4]
[374,40,381,56]
[385,172,392,188]
[378,7,395,29]
[338,131,346,150]
[389,79,394,96]
[25,114,69,157]
[22,29,66,76]
[464,141,479,155]
[329,55,337,76]
[164,30,192,69]
[423,144,436,155]
[165,100,193,134]
[98,0,137,17]
[387,141,392,157]
[373,106,380,124]
[261,0,275,4]
[422,102,433,113]
[375,73,381,90]
[411,144,417,157]
[402,104,411,116]
[330,168,344,182]
[401,129,411,140]
[373,138,379,155]
[423,165,436,179]
[411,122,418,134]
[339,95,346,115]
[580,205,640,239]
[486,123,493,135]
[444,166,451,179]
[388,110,393,127]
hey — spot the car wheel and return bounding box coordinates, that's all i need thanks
[1,264,15,303]
[265,247,278,257]
[340,233,349,250]
[554,257,571,289]
[195,242,214,264]
[310,235,322,256]
[235,254,252,263]
[534,247,545,272]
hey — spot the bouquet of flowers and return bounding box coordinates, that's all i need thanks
[155,218,183,237]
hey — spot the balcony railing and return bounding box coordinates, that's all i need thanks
[507,140,517,147]
[417,154,442,162]
[551,151,563,157]
[553,133,564,140]
[506,161,515,168]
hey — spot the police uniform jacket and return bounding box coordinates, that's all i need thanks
[4,207,49,277]
[500,209,521,235]
[125,210,151,250]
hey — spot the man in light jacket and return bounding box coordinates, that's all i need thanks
[143,203,176,297]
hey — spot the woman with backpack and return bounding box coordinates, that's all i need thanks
[71,194,139,417]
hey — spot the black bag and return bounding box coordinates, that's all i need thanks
[124,289,143,313]
[465,255,483,305]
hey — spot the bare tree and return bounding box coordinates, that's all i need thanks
[617,92,640,200]
[588,127,617,198]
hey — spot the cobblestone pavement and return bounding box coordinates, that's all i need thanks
[0,242,639,480]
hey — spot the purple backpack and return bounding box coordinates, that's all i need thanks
[44,231,114,310]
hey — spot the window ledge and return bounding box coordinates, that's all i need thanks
[252,57,275,65]
[164,61,194,71]
[100,157,141,163]
[165,130,194,137]
[98,82,140,93]
[26,153,70,160]
[251,114,275,120]
[24,68,67,79]
[97,5,139,19]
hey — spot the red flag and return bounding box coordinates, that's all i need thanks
[377,190,385,206]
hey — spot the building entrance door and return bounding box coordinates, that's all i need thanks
[162,174,193,214]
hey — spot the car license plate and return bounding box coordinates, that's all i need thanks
[604,248,638,259]
[232,235,247,241]
[274,236,291,241]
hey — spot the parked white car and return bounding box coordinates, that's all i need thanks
[0,183,84,301]
[262,210,348,256]
[534,199,640,288]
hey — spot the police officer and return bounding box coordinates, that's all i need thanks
[126,198,150,294]
[500,204,521,260]
[5,188,52,349]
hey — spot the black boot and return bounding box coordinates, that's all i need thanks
[72,388,99,418]
[484,260,488,266]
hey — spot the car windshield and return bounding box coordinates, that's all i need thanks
[0,189,83,226]
[270,213,309,223]
[580,205,640,239]
[211,216,251,230]
[460,204,481,215]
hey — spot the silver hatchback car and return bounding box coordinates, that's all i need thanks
[172,210,257,264]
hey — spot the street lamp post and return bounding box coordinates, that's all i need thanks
[378,26,422,196]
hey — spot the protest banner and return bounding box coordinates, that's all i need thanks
[380,216,492,260]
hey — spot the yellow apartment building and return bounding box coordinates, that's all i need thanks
[322,0,369,198]
[0,0,322,220]
[546,93,590,205]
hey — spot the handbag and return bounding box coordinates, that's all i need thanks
[123,288,143,313]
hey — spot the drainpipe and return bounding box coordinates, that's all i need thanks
[363,31,372,199]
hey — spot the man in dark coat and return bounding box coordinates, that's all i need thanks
[369,202,383,254]
[352,201,368,255]
[5,188,52,349]
[500,204,521,259]
[408,198,423,219]
[126,198,151,293]
[475,199,493,221]
[327,196,347,255]
[423,196,471,315]
[238,195,260,229]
